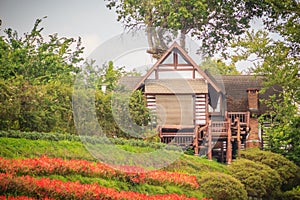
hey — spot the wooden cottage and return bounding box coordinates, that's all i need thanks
[121,42,278,163]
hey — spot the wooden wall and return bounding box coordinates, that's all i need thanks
[146,94,207,127]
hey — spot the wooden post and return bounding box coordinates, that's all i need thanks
[208,121,212,161]
[194,125,199,155]
[221,141,224,163]
[158,126,162,142]
[237,117,241,158]
[246,111,250,130]
[226,118,232,164]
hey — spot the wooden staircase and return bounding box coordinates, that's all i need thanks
[195,112,251,164]
[158,112,251,164]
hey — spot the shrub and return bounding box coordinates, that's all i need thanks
[281,186,300,200]
[240,148,300,190]
[0,130,168,149]
[228,158,281,199]
[198,172,247,200]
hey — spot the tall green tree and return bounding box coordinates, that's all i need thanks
[0,17,84,84]
[200,58,240,75]
[106,0,300,59]
[226,1,300,164]
[105,0,265,57]
[0,18,84,133]
[230,30,300,165]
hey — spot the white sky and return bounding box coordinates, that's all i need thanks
[0,0,123,56]
[0,0,264,72]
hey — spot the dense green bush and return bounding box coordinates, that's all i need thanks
[0,130,169,150]
[281,186,300,200]
[198,172,247,200]
[240,148,300,190]
[228,158,282,199]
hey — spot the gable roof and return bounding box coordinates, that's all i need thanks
[133,42,222,93]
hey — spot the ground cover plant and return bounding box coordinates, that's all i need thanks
[0,156,199,189]
[0,133,299,199]
[0,173,201,200]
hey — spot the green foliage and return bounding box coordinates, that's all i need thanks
[228,158,282,199]
[106,1,300,57]
[230,30,300,166]
[79,60,151,138]
[259,1,300,57]
[282,186,300,200]
[0,77,75,133]
[105,0,262,56]
[0,137,94,160]
[129,90,151,127]
[163,154,227,175]
[198,172,247,200]
[46,174,205,198]
[0,130,168,150]
[200,58,240,75]
[0,17,83,83]
[0,19,150,137]
[0,18,83,133]
[240,148,300,191]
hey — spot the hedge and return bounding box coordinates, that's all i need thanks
[198,172,247,200]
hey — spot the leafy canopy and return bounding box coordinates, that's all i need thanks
[0,17,84,84]
[105,0,264,57]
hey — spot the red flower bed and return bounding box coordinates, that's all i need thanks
[0,195,53,200]
[0,156,199,189]
[0,173,200,200]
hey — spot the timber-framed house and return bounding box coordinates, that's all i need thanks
[120,42,278,163]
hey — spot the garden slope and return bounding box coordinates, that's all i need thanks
[0,132,227,199]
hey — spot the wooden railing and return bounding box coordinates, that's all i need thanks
[207,119,232,164]
[209,121,230,138]
[158,125,195,146]
[226,111,250,128]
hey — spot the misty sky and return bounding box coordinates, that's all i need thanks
[0,0,123,56]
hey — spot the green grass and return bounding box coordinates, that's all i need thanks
[116,144,156,153]
[164,154,228,175]
[0,136,227,199]
[46,174,205,198]
[0,137,226,174]
[0,137,95,161]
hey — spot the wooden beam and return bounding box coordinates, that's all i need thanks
[205,94,209,126]
[157,68,194,71]
[221,141,224,163]
[194,125,199,155]
[208,121,212,161]
[237,117,241,158]
[158,126,162,140]
[246,111,250,131]
[226,118,232,164]
[174,52,178,69]
[159,64,193,67]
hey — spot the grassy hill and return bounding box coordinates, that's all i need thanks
[0,131,299,200]
[0,131,227,199]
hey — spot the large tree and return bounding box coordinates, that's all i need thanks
[105,0,269,57]
[0,18,84,84]
[106,0,300,59]
[0,18,84,132]
[200,58,240,75]
[230,30,300,165]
